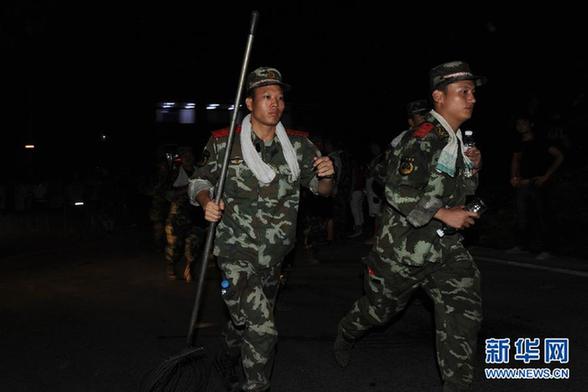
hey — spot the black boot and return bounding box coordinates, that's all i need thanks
[333,329,355,368]
[214,350,240,391]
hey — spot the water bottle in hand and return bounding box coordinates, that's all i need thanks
[436,197,487,237]
[463,129,475,150]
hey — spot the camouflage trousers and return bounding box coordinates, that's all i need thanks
[217,257,281,392]
[150,197,169,250]
[164,212,201,275]
[339,246,482,390]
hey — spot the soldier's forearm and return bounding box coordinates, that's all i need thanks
[195,190,212,209]
[188,178,214,206]
[318,178,334,196]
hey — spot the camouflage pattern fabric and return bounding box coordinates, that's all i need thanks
[368,149,390,198]
[190,129,320,268]
[191,128,321,391]
[150,203,168,249]
[339,249,482,389]
[164,194,203,276]
[218,257,281,392]
[246,66,290,92]
[430,61,486,91]
[149,164,172,248]
[368,150,387,185]
[366,150,390,230]
[149,191,169,223]
[375,113,478,267]
[338,112,482,391]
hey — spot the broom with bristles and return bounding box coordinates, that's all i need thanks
[140,11,260,392]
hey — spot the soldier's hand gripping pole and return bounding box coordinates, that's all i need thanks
[186,11,260,347]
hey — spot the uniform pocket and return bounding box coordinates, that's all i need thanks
[218,258,248,326]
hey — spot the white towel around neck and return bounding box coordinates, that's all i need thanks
[240,114,301,184]
[430,110,473,177]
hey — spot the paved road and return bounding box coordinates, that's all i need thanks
[1,234,585,391]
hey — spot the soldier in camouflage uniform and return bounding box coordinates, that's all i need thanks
[371,99,431,190]
[149,158,172,251]
[189,67,334,392]
[334,61,485,392]
[405,99,430,132]
[164,146,204,282]
[365,99,432,244]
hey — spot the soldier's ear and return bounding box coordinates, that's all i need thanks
[245,97,253,111]
[432,90,444,105]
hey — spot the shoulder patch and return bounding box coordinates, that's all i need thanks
[286,129,309,138]
[211,126,242,138]
[399,157,415,175]
[435,126,448,138]
[413,122,435,138]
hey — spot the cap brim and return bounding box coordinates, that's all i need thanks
[434,75,486,90]
[409,109,429,116]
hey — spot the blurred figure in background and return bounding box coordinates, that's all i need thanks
[164,146,204,281]
[365,100,430,244]
[509,114,564,259]
[149,157,172,251]
[391,98,430,148]
[364,142,383,244]
[347,158,367,239]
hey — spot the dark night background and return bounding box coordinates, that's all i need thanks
[2,4,588,392]
[2,2,588,254]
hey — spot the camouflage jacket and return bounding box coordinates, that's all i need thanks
[374,113,478,266]
[369,128,409,187]
[369,150,390,186]
[149,170,172,222]
[190,127,320,267]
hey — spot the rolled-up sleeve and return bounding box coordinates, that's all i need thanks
[189,137,220,206]
[188,179,214,206]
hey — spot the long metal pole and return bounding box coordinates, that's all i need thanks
[186,11,259,346]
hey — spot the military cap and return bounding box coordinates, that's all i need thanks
[246,67,290,92]
[406,99,429,116]
[429,61,486,91]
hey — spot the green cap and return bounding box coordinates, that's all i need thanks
[430,61,486,91]
[406,99,429,116]
[246,67,290,92]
